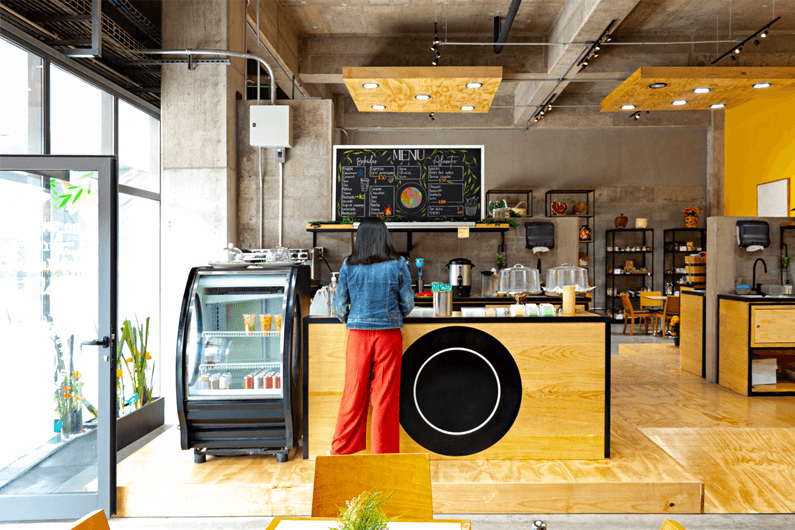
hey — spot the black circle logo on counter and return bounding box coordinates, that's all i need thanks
[399,326,522,456]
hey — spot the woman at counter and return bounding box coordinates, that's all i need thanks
[331,218,414,455]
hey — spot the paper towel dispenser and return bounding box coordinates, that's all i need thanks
[736,220,770,248]
[525,222,554,249]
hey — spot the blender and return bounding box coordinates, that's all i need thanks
[415,258,424,292]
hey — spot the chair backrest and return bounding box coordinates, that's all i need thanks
[640,291,662,309]
[664,295,680,314]
[312,453,433,520]
[71,510,109,530]
[620,293,634,316]
[660,519,687,530]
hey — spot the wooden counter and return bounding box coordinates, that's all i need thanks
[718,295,795,396]
[303,314,610,461]
[680,290,705,378]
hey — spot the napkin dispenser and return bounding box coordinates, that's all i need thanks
[525,222,555,249]
[736,220,770,248]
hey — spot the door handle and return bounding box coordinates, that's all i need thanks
[82,336,111,348]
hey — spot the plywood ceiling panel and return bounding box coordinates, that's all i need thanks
[343,66,502,113]
[601,67,795,112]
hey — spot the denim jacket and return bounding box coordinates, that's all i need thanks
[334,257,414,329]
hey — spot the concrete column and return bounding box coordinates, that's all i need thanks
[707,110,725,217]
[160,0,246,423]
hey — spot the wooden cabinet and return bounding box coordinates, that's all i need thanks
[751,306,795,346]
[680,291,705,378]
[718,297,795,396]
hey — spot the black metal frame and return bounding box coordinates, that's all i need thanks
[0,155,118,520]
[545,190,595,279]
[485,189,533,218]
[604,228,654,323]
[303,316,611,459]
[663,228,706,291]
[176,266,310,463]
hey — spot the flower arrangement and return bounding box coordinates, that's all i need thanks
[670,315,680,345]
[117,317,155,413]
[684,207,700,228]
[336,491,397,530]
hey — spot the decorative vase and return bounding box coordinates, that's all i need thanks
[684,216,698,228]
[551,200,567,216]
[674,335,680,347]
[71,408,83,434]
[615,213,628,228]
[579,225,592,241]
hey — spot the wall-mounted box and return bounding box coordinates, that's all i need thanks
[250,105,292,147]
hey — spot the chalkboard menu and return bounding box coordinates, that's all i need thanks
[332,146,484,222]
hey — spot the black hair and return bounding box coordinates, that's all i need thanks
[347,218,401,265]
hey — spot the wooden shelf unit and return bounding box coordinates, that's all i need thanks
[605,228,654,323]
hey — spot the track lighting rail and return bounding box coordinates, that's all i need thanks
[710,16,780,65]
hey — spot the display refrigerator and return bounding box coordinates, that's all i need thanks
[176,264,310,463]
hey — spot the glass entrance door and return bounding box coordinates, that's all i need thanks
[0,155,116,520]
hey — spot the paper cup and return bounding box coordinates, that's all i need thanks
[274,315,283,330]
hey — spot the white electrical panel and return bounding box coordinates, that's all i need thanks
[250,105,292,148]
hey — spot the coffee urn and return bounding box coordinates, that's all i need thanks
[446,258,474,297]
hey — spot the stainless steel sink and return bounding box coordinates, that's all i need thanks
[761,284,794,296]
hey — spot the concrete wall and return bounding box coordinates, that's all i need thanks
[351,127,708,308]
[705,216,792,382]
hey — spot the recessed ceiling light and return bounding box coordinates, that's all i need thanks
[693,87,711,94]
[621,105,636,110]
[460,106,475,111]
[466,82,483,88]
[415,94,431,100]
[710,103,726,109]
[649,83,667,89]
[362,83,379,89]
[753,82,771,89]
[672,100,688,106]
[371,105,386,110]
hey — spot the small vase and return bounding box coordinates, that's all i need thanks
[615,213,628,229]
[674,335,680,347]
[71,408,83,434]
[684,216,698,228]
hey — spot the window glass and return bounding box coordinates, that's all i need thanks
[119,100,160,193]
[118,193,161,403]
[0,36,43,154]
[50,64,113,155]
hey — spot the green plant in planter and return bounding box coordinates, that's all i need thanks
[783,254,792,268]
[119,317,155,411]
[495,254,507,269]
[336,491,397,530]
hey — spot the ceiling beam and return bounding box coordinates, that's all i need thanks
[512,0,642,126]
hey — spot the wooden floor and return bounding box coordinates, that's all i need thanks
[116,343,795,516]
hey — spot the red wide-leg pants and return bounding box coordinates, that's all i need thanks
[330,328,402,455]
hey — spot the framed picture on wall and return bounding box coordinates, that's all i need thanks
[757,178,790,217]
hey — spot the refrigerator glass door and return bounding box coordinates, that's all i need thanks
[186,271,288,400]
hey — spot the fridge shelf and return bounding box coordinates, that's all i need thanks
[188,389,282,398]
[200,362,280,373]
[202,331,282,338]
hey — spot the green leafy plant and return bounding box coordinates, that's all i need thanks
[495,254,507,268]
[336,491,397,530]
[119,317,155,410]
[782,254,793,268]
[50,172,96,211]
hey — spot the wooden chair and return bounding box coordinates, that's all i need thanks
[71,510,109,530]
[640,291,663,334]
[312,453,433,520]
[660,519,687,530]
[659,295,680,336]
[621,293,653,336]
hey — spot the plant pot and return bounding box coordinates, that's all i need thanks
[71,408,83,434]
[674,336,680,347]
[117,396,164,451]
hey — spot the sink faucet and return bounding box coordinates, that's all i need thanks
[753,258,767,295]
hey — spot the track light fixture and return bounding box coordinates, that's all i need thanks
[711,16,780,64]
[431,22,440,66]
[428,112,435,121]
[630,110,649,121]
[577,20,615,70]
[531,94,557,124]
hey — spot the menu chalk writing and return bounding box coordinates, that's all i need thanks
[333,146,483,222]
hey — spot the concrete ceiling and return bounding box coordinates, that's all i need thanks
[248,0,795,129]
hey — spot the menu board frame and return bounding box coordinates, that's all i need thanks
[332,145,485,223]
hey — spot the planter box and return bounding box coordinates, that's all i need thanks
[117,396,164,451]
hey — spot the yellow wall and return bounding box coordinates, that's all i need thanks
[724,84,795,216]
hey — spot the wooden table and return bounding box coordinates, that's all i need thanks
[266,518,471,530]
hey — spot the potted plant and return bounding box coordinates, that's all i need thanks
[336,491,397,530]
[783,254,793,285]
[670,316,680,347]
